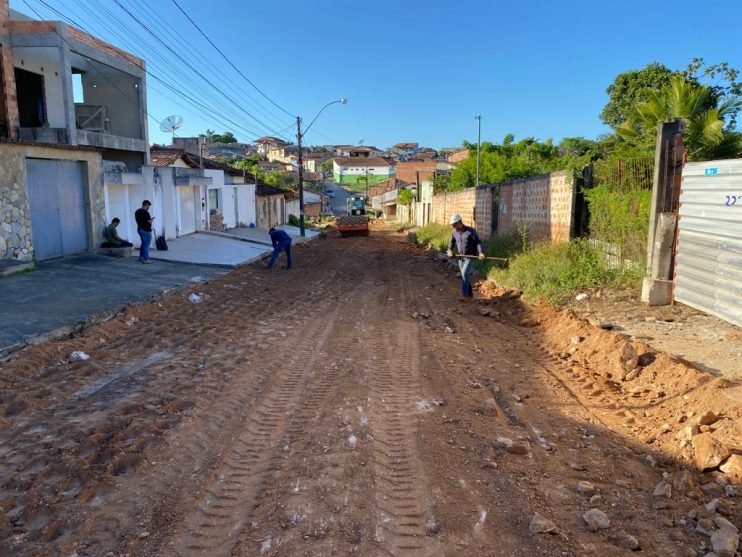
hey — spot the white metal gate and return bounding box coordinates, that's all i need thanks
[177,186,197,236]
[674,159,742,326]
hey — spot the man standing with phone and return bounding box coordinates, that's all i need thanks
[135,200,155,264]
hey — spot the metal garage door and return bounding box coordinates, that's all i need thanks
[178,186,197,236]
[674,159,742,326]
[26,158,89,260]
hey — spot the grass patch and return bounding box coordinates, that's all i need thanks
[488,238,642,303]
[412,223,451,251]
[414,223,643,304]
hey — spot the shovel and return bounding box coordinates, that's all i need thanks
[450,254,509,263]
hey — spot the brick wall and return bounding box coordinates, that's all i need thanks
[397,160,437,184]
[497,170,575,243]
[0,0,19,138]
[368,179,399,198]
[430,187,493,238]
[66,26,145,69]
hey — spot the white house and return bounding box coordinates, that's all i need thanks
[332,157,396,185]
[148,146,257,237]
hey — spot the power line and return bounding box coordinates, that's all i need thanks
[111,0,289,138]
[20,0,165,129]
[170,0,295,119]
[126,0,293,133]
[78,0,275,139]
[29,0,268,141]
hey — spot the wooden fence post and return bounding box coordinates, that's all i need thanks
[641,119,685,306]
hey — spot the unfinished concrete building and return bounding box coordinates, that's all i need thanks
[0,0,149,263]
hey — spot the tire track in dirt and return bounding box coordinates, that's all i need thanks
[69,273,351,556]
[230,270,375,555]
[0,243,353,557]
[365,270,443,557]
[164,274,364,556]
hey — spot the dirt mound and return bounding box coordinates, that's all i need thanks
[504,297,742,484]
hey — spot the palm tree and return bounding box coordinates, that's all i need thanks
[616,76,742,160]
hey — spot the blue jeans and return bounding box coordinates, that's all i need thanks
[137,229,152,261]
[267,240,292,268]
[458,258,474,297]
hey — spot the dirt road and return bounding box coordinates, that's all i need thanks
[0,227,739,557]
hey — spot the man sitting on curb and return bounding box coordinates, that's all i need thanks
[101,218,133,248]
[446,213,484,298]
[266,227,292,269]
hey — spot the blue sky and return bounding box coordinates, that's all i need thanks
[12,0,742,149]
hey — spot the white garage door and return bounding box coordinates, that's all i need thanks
[26,158,88,260]
[178,186,197,236]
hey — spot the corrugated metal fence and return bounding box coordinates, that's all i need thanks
[674,159,742,326]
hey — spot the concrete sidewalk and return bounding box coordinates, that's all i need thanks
[145,233,272,267]
[0,254,227,355]
[223,225,321,246]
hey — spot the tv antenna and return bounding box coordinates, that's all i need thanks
[159,115,184,142]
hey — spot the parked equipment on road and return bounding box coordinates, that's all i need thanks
[336,195,369,237]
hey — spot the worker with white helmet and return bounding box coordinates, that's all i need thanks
[446,214,485,298]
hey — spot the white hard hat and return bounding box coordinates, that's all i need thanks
[449,214,463,225]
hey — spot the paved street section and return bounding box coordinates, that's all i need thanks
[0,254,226,352]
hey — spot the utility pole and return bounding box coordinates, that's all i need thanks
[295,98,347,237]
[475,114,481,188]
[296,116,306,237]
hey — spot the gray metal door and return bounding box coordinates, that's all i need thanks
[26,158,89,260]
[674,159,742,327]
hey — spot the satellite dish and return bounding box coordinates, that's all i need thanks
[159,115,184,141]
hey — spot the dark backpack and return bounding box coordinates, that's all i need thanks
[156,235,168,251]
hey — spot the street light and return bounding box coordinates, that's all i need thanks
[475,114,481,188]
[296,98,347,236]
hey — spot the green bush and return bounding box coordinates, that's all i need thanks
[413,223,451,251]
[585,184,651,269]
[488,238,640,303]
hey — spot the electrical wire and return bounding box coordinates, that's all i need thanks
[29,0,270,141]
[126,0,293,133]
[170,0,295,119]
[20,0,165,129]
[111,0,290,138]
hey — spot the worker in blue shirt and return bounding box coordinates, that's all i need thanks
[446,214,484,297]
[266,227,292,269]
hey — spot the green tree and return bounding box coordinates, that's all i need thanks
[600,63,685,127]
[264,170,295,189]
[398,188,414,206]
[321,159,334,176]
[432,174,451,193]
[685,58,742,128]
[201,130,238,143]
[450,136,572,191]
[616,76,742,160]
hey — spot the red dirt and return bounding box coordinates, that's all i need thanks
[0,228,739,557]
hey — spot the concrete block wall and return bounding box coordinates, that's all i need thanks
[497,170,574,242]
[431,187,477,231]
